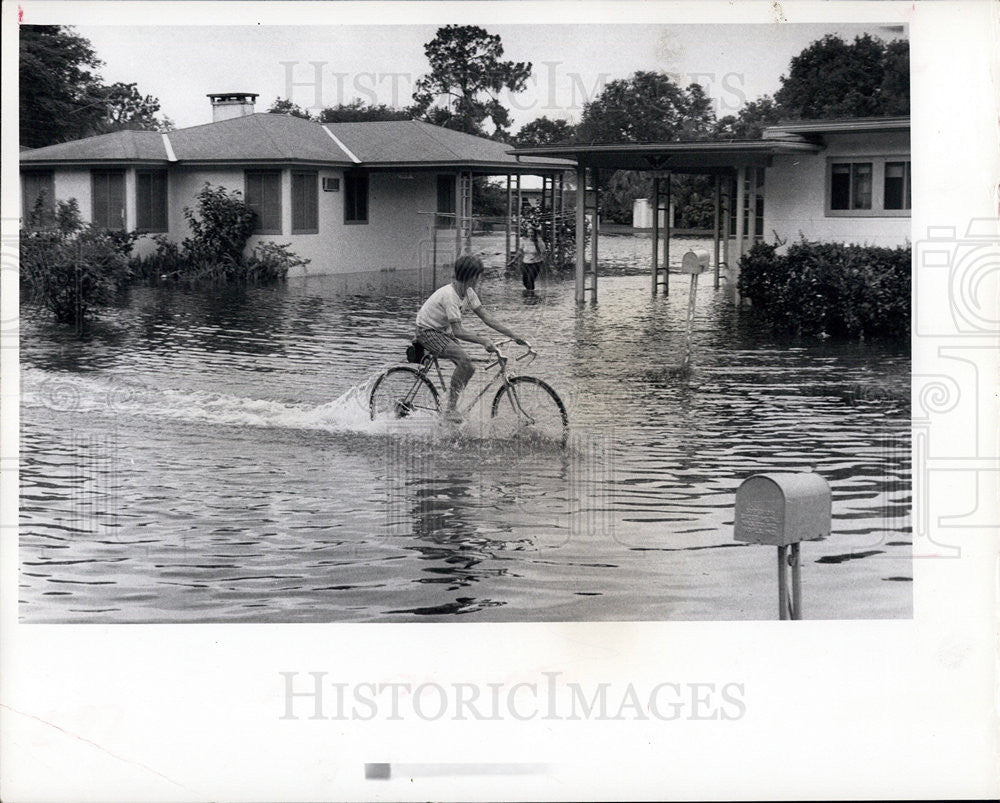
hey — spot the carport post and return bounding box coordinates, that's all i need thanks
[515,174,522,253]
[454,173,461,260]
[590,168,599,302]
[505,174,512,268]
[712,174,721,289]
[735,165,746,289]
[575,164,586,304]
[556,173,564,267]
[721,174,731,282]
[651,175,660,295]
[431,214,438,289]
[663,173,671,296]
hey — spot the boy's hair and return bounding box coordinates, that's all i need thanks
[454,254,484,283]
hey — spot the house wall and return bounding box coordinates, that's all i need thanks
[764,130,911,249]
[25,164,484,286]
[143,166,441,278]
[280,171,438,279]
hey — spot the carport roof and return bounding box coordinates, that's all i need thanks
[508,138,821,174]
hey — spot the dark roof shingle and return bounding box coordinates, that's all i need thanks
[20,114,572,171]
[325,120,572,169]
[168,113,352,163]
[20,129,169,163]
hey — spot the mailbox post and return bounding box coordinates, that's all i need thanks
[734,472,831,620]
[679,248,710,369]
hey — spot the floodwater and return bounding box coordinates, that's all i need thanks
[19,235,912,622]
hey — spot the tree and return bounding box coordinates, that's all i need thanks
[879,39,910,116]
[412,25,532,138]
[515,117,576,147]
[317,100,412,123]
[774,33,909,119]
[20,25,170,147]
[714,96,783,139]
[267,97,314,120]
[93,82,166,133]
[574,71,716,144]
[20,25,105,148]
[574,72,716,223]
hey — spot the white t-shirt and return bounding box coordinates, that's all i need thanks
[416,284,483,333]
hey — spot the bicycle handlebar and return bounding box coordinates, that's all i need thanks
[489,338,536,362]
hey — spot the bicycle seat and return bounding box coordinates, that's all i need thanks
[405,341,425,363]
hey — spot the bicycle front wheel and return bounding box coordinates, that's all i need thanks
[370,367,440,421]
[490,376,568,443]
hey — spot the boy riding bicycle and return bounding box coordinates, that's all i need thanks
[415,254,529,421]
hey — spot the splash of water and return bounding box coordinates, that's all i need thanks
[22,365,570,448]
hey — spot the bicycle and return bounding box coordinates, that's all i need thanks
[369,339,569,443]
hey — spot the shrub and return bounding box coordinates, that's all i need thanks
[737,239,911,340]
[182,183,256,267]
[130,183,308,284]
[20,200,134,326]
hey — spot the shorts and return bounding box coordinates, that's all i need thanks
[415,326,461,357]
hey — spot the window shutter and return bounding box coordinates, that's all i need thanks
[263,172,281,232]
[151,172,167,230]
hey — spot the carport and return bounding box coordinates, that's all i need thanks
[510,139,821,303]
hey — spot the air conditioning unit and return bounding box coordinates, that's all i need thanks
[322,177,341,192]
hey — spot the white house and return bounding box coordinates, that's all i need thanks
[761,117,910,248]
[513,116,910,301]
[19,92,571,288]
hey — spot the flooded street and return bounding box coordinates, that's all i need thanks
[19,236,911,622]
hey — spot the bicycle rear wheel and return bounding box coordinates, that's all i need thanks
[370,367,440,421]
[491,376,568,444]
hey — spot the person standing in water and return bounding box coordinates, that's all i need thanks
[518,224,547,296]
[415,254,529,422]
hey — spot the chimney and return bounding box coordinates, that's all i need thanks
[207,92,258,123]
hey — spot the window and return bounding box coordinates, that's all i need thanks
[827,158,910,216]
[344,171,369,224]
[92,170,126,230]
[292,171,318,233]
[136,170,168,232]
[22,171,55,226]
[245,170,282,234]
[830,162,872,210]
[884,161,911,210]
[437,174,455,213]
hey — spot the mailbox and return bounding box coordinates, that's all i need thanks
[681,247,711,274]
[734,472,831,546]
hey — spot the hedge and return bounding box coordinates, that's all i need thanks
[737,240,911,340]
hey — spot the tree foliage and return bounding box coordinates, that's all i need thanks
[714,96,783,139]
[774,33,909,119]
[574,71,716,144]
[94,82,167,133]
[268,96,413,123]
[20,25,169,147]
[515,116,576,146]
[20,25,104,148]
[412,25,532,138]
[267,97,314,119]
[317,100,412,123]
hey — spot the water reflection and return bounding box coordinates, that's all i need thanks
[19,244,912,622]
